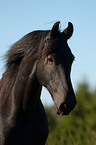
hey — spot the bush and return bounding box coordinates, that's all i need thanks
[45,81,96,145]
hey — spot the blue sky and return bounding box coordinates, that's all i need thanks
[0,0,96,106]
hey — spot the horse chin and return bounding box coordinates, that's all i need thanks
[55,107,71,116]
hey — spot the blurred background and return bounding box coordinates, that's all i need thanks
[0,0,96,144]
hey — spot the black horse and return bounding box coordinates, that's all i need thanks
[0,21,77,145]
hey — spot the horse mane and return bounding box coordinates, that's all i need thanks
[0,30,49,109]
[6,31,49,67]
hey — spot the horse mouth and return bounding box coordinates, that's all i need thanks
[55,102,76,116]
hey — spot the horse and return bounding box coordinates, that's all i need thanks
[0,21,77,145]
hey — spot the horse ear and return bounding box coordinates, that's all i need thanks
[63,22,73,39]
[51,21,60,38]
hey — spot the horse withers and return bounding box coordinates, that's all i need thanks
[0,21,77,145]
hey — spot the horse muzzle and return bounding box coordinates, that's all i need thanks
[54,93,77,115]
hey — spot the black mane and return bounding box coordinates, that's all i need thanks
[6,30,49,67]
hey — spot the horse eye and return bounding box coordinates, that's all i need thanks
[48,58,53,62]
[47,55,54,64]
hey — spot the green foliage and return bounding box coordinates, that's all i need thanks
[45,81,96,145]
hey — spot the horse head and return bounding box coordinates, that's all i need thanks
[36,22,77,115]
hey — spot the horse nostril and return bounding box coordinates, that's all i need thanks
[59,103,66,113]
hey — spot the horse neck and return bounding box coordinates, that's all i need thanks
[11,57,42,114]
[22,72,42,113]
